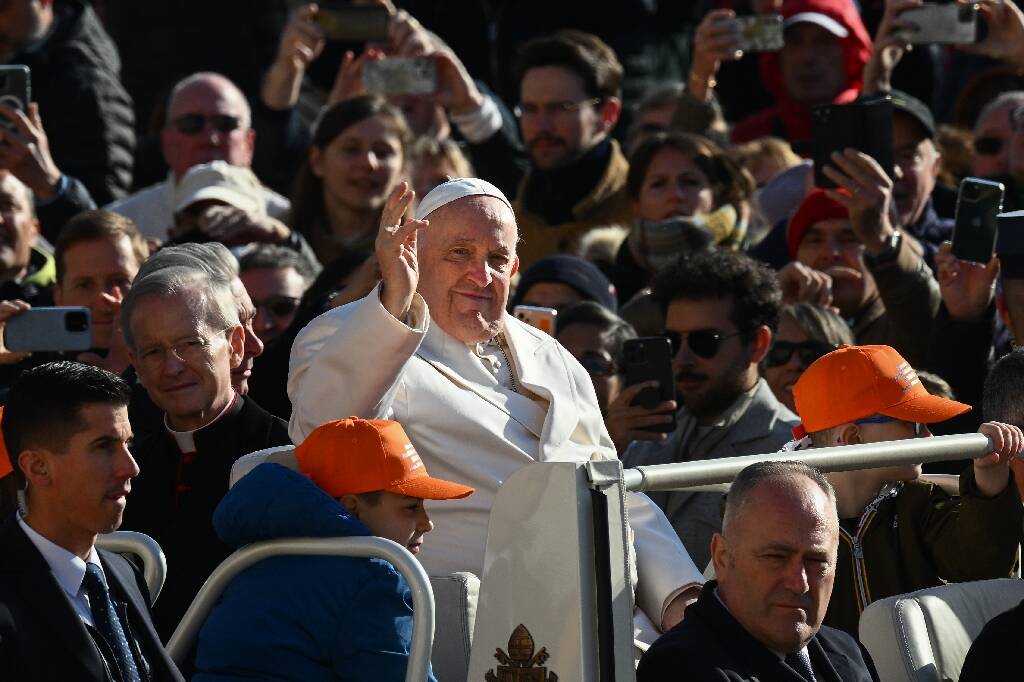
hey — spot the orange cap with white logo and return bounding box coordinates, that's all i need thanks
[792,345,970,434]
[295,417,474,500]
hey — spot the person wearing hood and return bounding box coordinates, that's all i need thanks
[690,0,872,154]
[192,417,473,682]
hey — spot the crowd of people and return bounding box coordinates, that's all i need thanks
[2,0,1024,679]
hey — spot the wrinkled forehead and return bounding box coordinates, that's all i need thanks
[422,195,519,246]
[0,170,31,209]
[169,78,250,124]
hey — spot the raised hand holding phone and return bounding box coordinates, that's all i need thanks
[375,182,428,320]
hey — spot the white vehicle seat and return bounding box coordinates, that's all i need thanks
[96,530,167,602]
[858,578,1024,682]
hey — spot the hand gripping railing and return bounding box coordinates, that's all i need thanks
[166,536,435,682]
[96,530,167,602]
[622,433,992,492]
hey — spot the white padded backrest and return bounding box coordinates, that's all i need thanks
[859,579,1024,682]
[229,445,298,488]
[430,572,479,682]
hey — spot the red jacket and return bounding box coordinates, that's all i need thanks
[731,0,872,150]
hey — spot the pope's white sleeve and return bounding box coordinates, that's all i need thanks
[628,491,705,628]
[288,284,429,442]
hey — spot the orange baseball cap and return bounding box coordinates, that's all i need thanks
[792,345,970,434]
[295,417,474,500]
[0,407,10,479]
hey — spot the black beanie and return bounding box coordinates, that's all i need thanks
[511,255,618,311]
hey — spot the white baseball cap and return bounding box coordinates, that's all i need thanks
[174,161,266,216]
[784,12,849,39]
[414,177,513,221]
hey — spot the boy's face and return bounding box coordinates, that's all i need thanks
[350,492,434,555]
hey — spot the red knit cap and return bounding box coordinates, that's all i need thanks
[786,189,851,258]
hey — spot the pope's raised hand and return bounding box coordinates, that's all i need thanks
[375,182,429,320]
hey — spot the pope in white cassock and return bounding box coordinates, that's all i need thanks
[287,177,704,638]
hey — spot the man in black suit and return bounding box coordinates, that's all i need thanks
[0,361,183,681]
[118,265,290,638]
[638,461,878,681]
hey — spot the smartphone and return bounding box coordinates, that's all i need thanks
[734,14,784,52]
[513,305,557,335]
[952,177,1004,263]
[901,2,977,45]
[997,210,1024,257]
[363,57,438,96]
[315,4,390,43]
[4,307,91,353]
[813,95,894,189]
[0,65,30,130]
[622,337,677,434]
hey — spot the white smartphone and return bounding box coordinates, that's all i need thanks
[4,306,92,352]
[901,3,977,44]
[513,305,557,336]
[363,58,438,96]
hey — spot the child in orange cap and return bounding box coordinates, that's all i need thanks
[194,418,473,682]
[789,344,1024,636]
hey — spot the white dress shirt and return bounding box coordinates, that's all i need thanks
[18,514,103,626]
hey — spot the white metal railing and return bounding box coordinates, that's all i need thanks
[166,536,435,682]
[96,530,167,602]
[622,433,991,493]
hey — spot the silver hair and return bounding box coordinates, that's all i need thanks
[121,266,238,350]
[137,242,239,284]
[976,91,1024,131]
[167,72,252,130]
[722,461,836,534]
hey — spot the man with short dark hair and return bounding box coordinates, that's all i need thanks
[0,361,183,681]
[239,244,315,346]
[638,460,878,681]
[118,267,290,637]
[622,249,797,570]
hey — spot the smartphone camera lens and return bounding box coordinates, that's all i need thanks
[65,311,88,332]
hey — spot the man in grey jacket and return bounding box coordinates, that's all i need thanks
[623,249,798,570]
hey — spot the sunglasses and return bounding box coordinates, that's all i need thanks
[171,113,242,135]
[252,295,301,318]
[855,415,926,438]
[577,350,618,377]
[663,329,741,360]
[765,340,837,368]
[974,136,1005,156]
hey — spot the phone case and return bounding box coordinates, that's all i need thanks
[513,305,557,335]
[623,337,677,434]
[734,15,784,52]
[902,4,977,45]
[952,178,1004,264]
[813,95,894,189]
[0,65,30,128]
[314,6,390,43]
[4,307,92,352]
[363,58,438,96]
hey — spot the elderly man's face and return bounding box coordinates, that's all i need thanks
[0,0,47,57]
[892,114,939,229]
[162,77,255,181]
[779,23,845,107]
[416,196,519,344]
[229,277,263,396]
[713,475,839,653]
[0,170,38,284]
[796,218,877,318]
[128,292,244,431]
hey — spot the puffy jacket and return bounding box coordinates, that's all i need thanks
[732,0,872,151]
[192,463,436,682]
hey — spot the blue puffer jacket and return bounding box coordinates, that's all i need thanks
[192,463,436,682]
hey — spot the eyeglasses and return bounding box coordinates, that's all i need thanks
[855,415,927,438]
[252,295,301,319]
[135,330,229,371]
[577,350,619,377]
[662,329,742,360]
[170,113,242,135]
[765,340,838,368]
[974,135,1005,156]
[514,98,602,119]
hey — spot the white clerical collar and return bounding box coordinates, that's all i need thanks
[17,513,101,602]
[164,391,238,453]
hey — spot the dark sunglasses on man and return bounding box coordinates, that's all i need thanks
[662,329,741,360]
[171,113,242,136]
[252,295,301,319]
[974,136,1004,156]
[765,340,837,368]
[576,350,619,377]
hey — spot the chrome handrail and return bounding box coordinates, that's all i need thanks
[622,433,991,492]
[166,536,434,682]
[96,530,167,602]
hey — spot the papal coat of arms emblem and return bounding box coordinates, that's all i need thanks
[484,623,558,682]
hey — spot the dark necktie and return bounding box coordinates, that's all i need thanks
[83,563,141,682]
[785,648,817,682]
